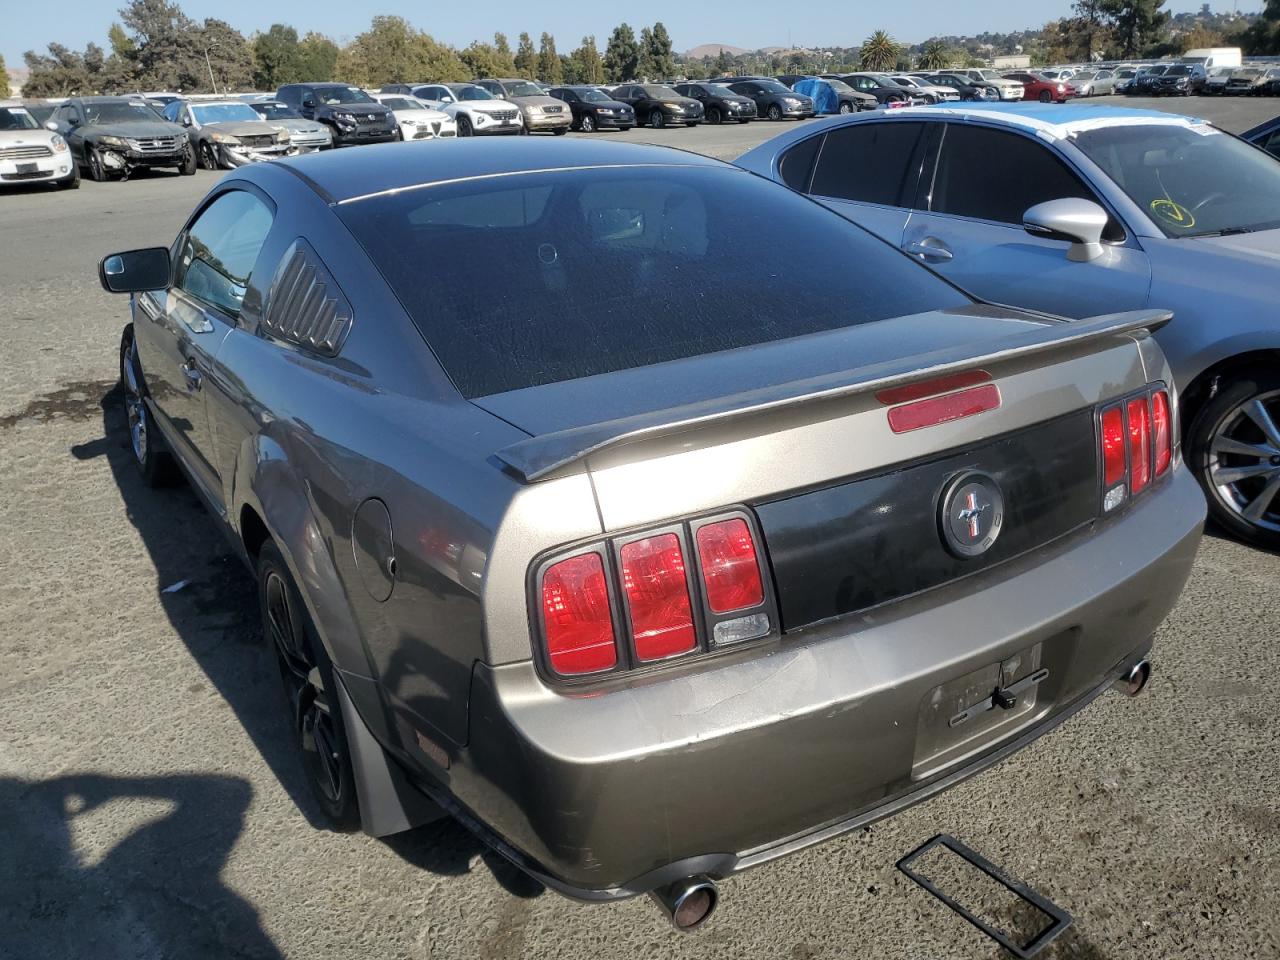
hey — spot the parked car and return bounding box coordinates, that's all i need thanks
[1262,68,1280,95]
[1002,71,1074,103]
[410,83,523,136]
[370,94,457,140]
[162,99,294,169]
[275,83,397,146]
[0,100,78,189]
[788,76,877,113]
[1243,114,1280,157]
[474,78,572,135]
[46,96,194,181]
[610,84,704,127]
[1071,69,1118,97]
[1202,66,1236,95]
[98,137,1200,928]
[739,102,1280,546]
[914,72,998,101]
[955,69,1025,100]
[889,75,960,104]
[1150,64,1205,96]
[1225,68,1268,96]
[723,78,814,120]
[672,82,757,123]
[1130,64,1170,94]
[242,99,333,152]
[826,73,917,107]
[547,86,636,131]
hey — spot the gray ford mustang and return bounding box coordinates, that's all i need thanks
[98,139,1203,930]
[737,103,1280,548]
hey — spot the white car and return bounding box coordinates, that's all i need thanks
[888,75,960,103]
[409,83,523,137]
[0,101,78,189]
[371,94,457,140]
[956,69,1024,100]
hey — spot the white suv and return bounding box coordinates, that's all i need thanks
[409,84,523,137]
[0,101,78,190]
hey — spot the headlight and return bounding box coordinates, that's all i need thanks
[784,97,801,105]
[598,108,615,115]
[526,105,543,115]
[98,135,127,147]
[209,131,241,145]
[50,134,68,152]
[334,111,357,124]
[1057,84,1065,92]
[662,102,682,111]
[274,130,290,142]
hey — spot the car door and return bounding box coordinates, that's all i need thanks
[133,189,275,507]
[56,104,88,162]
[794,120,930,245]
[900,122,1151,318]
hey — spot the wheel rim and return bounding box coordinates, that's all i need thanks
[1207,389,1280,533]
[202,144,215,169]
[582,115,594,131]
[265,571,344,804]
[650,112,662,128]
[122,338,148,464]
[840,103,853,113]
[769,105,781,120]
[91,151,103,179]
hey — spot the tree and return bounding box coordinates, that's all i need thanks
[199,18,253,92]
[460,42,504,78]
[1101,0,1169,57]
[859,30,899,71]
[253,24,302,90]
[296,32,339,80]
[1181,23,1224,51]
[514,32,537,76]
[637,27,656,79]
[336,16,466,86]
[603,23,639,82]
[917,38,951,69]
[537,33,562,83]
[569,36,604,84]
[119,0,200,90]
[492,32,517,73]
[0,54,9,99]
[713,49,732,77]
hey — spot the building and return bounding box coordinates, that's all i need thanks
[990,54,1031,70]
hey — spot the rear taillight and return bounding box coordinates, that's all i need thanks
[541,553,617,675]
[1099,384,1173,513]
[619,534,697,662]
[695,519,764,613]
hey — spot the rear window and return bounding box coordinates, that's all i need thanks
[338,165,969,397]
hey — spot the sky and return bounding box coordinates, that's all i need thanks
[4,0,1262,70]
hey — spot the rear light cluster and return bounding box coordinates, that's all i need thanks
[1099,385,1173,513]
[536,512,776,679]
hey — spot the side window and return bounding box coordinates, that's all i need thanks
[929,125,1114,235]
[809,122,925,206]
[175,191,274,320]
[778,134,823,191]
[1263,130,1280,159]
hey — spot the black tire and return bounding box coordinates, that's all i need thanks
[456,114,473,137]
[649,110,665,129]
[579,113,595,132]
[258,540,362,831]
[1038,89,1053,103]
[179,144,197,176]
[707,107,722,125]
[767,103,783,121]
[737,118,750,124]
[1187,368,1280,549]
[553,127,568,135]
[88,148,108,182]
[119,325,179,487]
[199,141,219,171]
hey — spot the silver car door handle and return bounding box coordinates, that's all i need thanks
[182,358,203,391]
[903,238,955,262]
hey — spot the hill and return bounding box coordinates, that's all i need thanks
[685,43,748,58]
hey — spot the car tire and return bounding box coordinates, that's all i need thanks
[179,144,198,176]
[119,325,179,487]
[649,110,665,128]
[199,142,219,171]
[767,103,783,121]
[1187,369,1280,549]
[87,148,108,182]
[839,102,854,114]
[457,115,473,137]
[707,107,722,125]
[258,540,362,832]
[1038,90,1053,103]
[579,113,595,132]
[57,165,80,190]
[553,127,568,135]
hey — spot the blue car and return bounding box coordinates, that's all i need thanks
[738,103,1280,547]
[1244,114,1280,159]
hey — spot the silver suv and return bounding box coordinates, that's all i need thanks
[474,78,572,134]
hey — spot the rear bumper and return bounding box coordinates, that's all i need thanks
[451,466,1204,897]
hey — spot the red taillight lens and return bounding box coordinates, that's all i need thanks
[1127,397,1152,494]
[1101,405,1127,488]
[541,554,617,675]
[1152,390,1172,476]
[619,534,696,662]
[696,519,764,613]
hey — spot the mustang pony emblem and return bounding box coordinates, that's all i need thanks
[940,472,1005,558]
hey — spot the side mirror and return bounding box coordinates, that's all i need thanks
[181,117,192,126]
[45,120,60,131]
[99,247,171,294]
[1023,198,1109,263]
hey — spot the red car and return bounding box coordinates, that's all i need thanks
[1002,71,1075,103]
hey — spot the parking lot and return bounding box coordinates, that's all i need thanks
[2,95,1279,960]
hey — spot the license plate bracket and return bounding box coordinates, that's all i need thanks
[16,162,38,174]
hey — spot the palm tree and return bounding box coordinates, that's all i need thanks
[917,39,950,70]
[860,30,899,72]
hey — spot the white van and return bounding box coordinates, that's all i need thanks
[1182,47,1243,70]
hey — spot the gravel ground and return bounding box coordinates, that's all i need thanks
[1,95,1278,960]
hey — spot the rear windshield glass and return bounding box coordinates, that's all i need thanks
[338,165,970,397]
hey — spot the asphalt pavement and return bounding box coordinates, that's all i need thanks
[2,95,1279,960]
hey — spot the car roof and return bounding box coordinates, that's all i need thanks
[890,101,1209,139]
[272,138,727,204]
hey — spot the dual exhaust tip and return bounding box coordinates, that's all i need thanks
[1116,659,1152,698]
[650,875,719,932]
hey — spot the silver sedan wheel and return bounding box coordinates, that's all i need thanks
[1208,389,1280,533]
[122,337,149,465]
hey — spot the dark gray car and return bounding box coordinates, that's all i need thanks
[97,139,1201,930]
[46,96,195,181]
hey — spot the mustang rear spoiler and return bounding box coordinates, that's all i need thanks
[495,309,1173,482]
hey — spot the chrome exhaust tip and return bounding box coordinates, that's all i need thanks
[1115,659,1151,698]
[649,875,719,932]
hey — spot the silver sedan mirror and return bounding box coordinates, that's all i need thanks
[1023,198,1109,263]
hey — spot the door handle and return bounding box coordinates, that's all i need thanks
[181,358,203,391]
[903,237,955,262]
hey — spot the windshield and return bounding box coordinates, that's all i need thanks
[890,77,919,87]
[755,79,792,94]
[1074,123,1280,238]
[1075,72,1097,82]
[825,79,854,93]
[504,81,543,97]
[1237,69,1262,78]
[1117,69,1136,78]
[1164,66,1192,77]
[0,106,39,131]
[338,166,969,398]
[251,102,301,120]
[577,89,611,102]
[379,97,419,111]
[313,86,375,105]
[976,70,1001,81]
[640,85,679,97]
[192,103,262,124]
[454,85,494,101]
[1140,66,1168,76]
[83,101,164,124]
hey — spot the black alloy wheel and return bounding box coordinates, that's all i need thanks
[1039,89,1053,103]
[457,115,473,137]
[649,109,665,128]
[88,148,108,182]
[259,541,361,830]
[200,142,218,170]
[707,107,723,125]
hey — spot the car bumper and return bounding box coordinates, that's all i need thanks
[471,117,523,135]
[0,154,74,185]
[400,121,458,140]
[448,465,1204,896]
[779,105,815,117]
[998,88,1023,100]
[290,135,332,152]
[524,114,572,132]
[592,114,636,127]
[333,126,397,146]
[219,144,295,166]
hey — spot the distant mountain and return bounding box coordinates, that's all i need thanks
[685,43,748,58]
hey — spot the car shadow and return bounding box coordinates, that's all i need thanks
[0,772,281,959]
[72,382,542,902]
